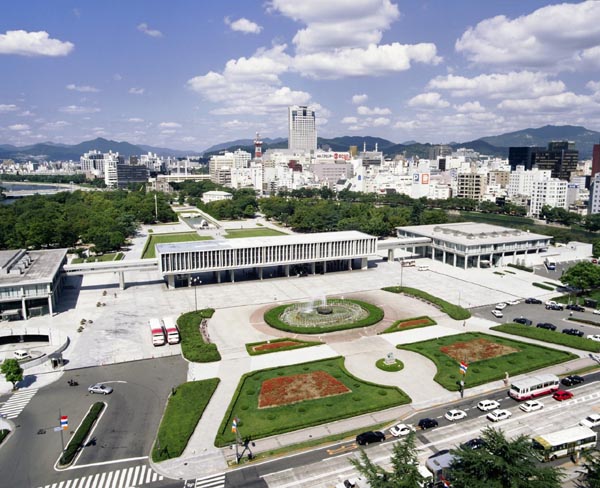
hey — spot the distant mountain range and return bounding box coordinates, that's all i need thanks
[1,125,599,162]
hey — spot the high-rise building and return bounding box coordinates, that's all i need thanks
[209,149,251,185]
[288,105,317,153]
[508,147,543,171]
[529,178,568,217]
[104,162,148,188]
[456,171,486,202]
[589,173,600,215]
[80,150,123,176]
[592,143,600,176]
[508,142,578,180]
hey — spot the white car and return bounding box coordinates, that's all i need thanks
[519,400,544,412]
[487,409,512,422]
[588,334,600,342]
[88,383,113,395]
[477,399,500,411]
[580,414,600,428]
[507,299,520,306]
[491,309,503,318]
[545,300,558,306]
[444,409,467,421]
[389,423,415,437]
[495,303,508,310]
[593,309,600,315]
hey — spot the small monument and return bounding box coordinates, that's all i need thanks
[384,352,396,365]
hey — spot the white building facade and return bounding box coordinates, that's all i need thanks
[288,105,317,153]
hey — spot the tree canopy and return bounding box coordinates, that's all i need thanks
[577,451,600,488]
[560,261,600,291]
[1,359,23,390]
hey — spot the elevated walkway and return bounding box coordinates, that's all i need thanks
[62,259,159,289]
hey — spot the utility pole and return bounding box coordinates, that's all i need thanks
[154,193,158,222]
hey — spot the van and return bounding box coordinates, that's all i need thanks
[149,318,166,346]
[163,317,180,345]
[13,350,31,360]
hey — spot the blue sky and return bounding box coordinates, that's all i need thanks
[1,0,599,151]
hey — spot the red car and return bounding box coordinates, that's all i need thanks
[552,390,574,401]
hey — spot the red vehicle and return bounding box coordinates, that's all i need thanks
[552,390,574,402]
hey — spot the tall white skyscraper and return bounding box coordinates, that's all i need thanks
[288,105,317,153]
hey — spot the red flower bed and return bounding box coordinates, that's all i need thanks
[253,341,301,352]
[258,370,351,408]
[440,338,519,362]
[397,318,431,328]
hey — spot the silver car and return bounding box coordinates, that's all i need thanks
[88,383,113,395]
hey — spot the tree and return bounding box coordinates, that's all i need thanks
[593,240,600,259]
[560,261,600,292]
[1,359,23,390]
[350,432,424,488]
[450,427,563,488]
[576,450,600,487]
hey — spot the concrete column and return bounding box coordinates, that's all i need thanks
[388,249,394,262]
[442,250,446,264]
[361,257,368,269]
[477,255,481,268]
[285,264,290,277]
[217,271,221,283]
[167,274,175,289]
[118,271,125,290]
[464,256,468,269]
[259,267,263,280]
[323,261,327,273]
[348,259,352,270]
[21,298,27,320]
[311,262,316,274]
[230,270,235,282]
[453,253,457,267]
[47,295,54,316]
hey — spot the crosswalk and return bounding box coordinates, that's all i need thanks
[192,473,225,488]
[38,464,163,488]
[0,388,37,419]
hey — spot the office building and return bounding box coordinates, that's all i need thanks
[529,178,568,217]
[508,147,543,171]
[288,105,317,153]
[592,144,600,176]
[80,150,123,177]
[509,142,578,180]
[589,173,600,215]
[209,149,251,186]
[456,171,486,201]
[104,162,149,188]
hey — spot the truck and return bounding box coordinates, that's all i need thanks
[544,257,556,270]
[163,317,180,345]
[149,318,166,346]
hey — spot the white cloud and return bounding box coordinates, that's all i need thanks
[8,124,29,131]
[352,94,368,104]
[408,92,449,108]
[357,105,391,115]
[341,116,358,124]
[497,92,596,112]
[225,17,263,34]
[453,101,485,113]
[113,73,122,81]
[127,117,144,123]
[159,122,181,128]
[371,117,390,127]
[181,136,196,143]
[129,87,145,95]
[160,129,176,134]
[43,120,70,130]
[587,81,600,92]
[19,110,34,116]
[137,23,163,38]
[0,30,74,56]
[59,105,100,114]
[0,104,18,112]
[222,119,247,129]
[428,71,565,99]
[66,83,99,93]
[455,2,600,70]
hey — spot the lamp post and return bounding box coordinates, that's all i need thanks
[191,277,201,311]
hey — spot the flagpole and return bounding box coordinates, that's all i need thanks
[59,409,65,452]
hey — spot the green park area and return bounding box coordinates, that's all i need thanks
[224,228,287,239]
[382,286,471,320]
[178,309,221,362]
[492,323,600,353]
[381,315,437,334]
[398,332,577,391]
[71,252,124,264]
[141,232,212,259]
[214,357,410,447]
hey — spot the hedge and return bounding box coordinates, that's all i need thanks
[0,429,9,445]
[381,315,437,334]
[245,338,322,356]
[491,323,600,353]
[507,263,534,272]
[263,299,384,334]
[375,358,404,372]
[533,282,555,291]
[571,317,600,327]
[59,402,105,466]
[178,310,221,362]
[382,286,471,320]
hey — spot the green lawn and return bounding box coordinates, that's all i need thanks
[214,357,410,447]
[382,286,471,320]
[245,338,322,356]
[554,289,600,306]
[178,310,221,362]
[491,323,600,353]
[224,228,287,239]
[72,252,124,264]
[152,379,220,462]
[381,315,437,334]
[141,232,211,259]
[398,332,577,391]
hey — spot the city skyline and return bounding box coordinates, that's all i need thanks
[1,0,600,151]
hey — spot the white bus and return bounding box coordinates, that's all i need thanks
[149,318,166,346]
[532,426,597,462]
[508,373,559,400]
[545,257,556,270]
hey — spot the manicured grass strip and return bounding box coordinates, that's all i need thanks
[0,429,9,445]
[72,252,126,264]
[492,323,600,353]
[504,270,516,274]
[381,315,437,334]
[397,332,577,391]
[215,357,410,447]
[544,281,562,287]
[382,286,471,320]
[493,271,504,276]
[246,338,322,356]
[376,358,404,372]
[178,310,221,362]
[224,228,286,238]
[264,299,384,334]
[533,282,554,291]
[571,317,600,327]
[507,263,534,272]
[141,232,211,259]
[59,402,105,466]
[152,379,220,462]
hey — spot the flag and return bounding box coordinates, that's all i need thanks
[459,361,468,375]
[441,477,451,488]
[232,418,237,433]
[60,415,68,430]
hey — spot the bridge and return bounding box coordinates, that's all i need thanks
[63,259,159,289]
[377,237,432,261]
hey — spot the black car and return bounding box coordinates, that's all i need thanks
[356,431,385,445]
[418,418,439,430]
[461,437,486,450]
[546,304,564,311]
[566,304,585,312]
[513,317,532,325]
[537,322,557,331]
[562,328,584,337]
[525,298,542,304]
[561,375,585,386]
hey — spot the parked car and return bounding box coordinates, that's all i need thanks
[546,303,564,311]
[356,431,385,445]
[580,414,600,428]
[519,400,544,412]
[12,350,31,360]
[561,375,585,386]
[562,328,584,337]
[513,317,532,325]
[525,298,542,304]
[536,322,557,331]
[444,409,467,421]
[461,438,486,450]
[389,423,415,437]
[487,409,512,422]
[418,418,439,430]
[566,304,585,312]
[545,300,558,307]
[587,334,600,342]
[88,383,113,395]
[507,299,520,306]
[477,399,500,411]
[491,309,504,318]
[495,303,508,310]
[552,390,574,401]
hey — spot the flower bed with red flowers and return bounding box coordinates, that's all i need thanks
[440,338,519,362]
[258,370,351,408]
[253,341,301,352]
[398,318,431,328]
[381,315,436,334]
[245,337,321,356]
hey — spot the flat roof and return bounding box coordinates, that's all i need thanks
[534,426,596,447]
[156,230,375,254]
[397,222,550,245]
[0,248,67,286]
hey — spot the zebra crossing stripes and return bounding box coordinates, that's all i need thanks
[194,473,225,488]
[0,388,37,419]
[38,464,163,488]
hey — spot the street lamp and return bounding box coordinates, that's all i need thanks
[191,277,201,311]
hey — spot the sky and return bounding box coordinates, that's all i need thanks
[1,0,600,151]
